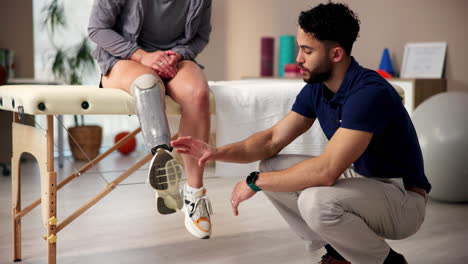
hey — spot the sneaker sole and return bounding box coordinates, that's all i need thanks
[149,149,183,214]
[184,210,211,239]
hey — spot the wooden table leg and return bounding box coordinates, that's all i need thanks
[12,167,21,262]
[47,116,57,264]
[12,112,22,262]
[47,173,57,264]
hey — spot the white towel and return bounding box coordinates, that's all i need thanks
[209,79,328,178]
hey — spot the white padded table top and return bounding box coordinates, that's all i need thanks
[0,85,188,115]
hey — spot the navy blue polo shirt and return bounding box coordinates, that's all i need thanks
[292,58,431,193]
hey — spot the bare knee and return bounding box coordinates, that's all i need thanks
[194,86,210,110]
[180,83,210,111]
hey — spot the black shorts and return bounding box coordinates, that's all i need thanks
[99,74,170,90]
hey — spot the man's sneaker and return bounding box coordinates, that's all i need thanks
[384,249,408,264]
[149,148,183,214]
[182,185,213,239]
[319,253,351,264]
[319,249,407,264]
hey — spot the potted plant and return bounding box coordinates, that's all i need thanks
[43,0,101,160]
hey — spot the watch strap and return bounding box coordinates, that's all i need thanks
[246,171,262,192]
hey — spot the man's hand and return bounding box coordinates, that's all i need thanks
[230,181,256,216]
[156,51,182,78]
[165,50,183,66]
[171,136,216,167]
[144,51,177,78]
[131,49,177,78]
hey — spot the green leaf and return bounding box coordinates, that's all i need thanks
[70,71,80,85]
[74,38,96,70]
[42,0,66,33]
[51,48,67,80]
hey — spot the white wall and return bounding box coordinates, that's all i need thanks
[199,0,468,92]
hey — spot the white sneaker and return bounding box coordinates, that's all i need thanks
[149,148,183,214]
[182,184,213,239]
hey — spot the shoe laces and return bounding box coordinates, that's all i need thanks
[189,195,213,219]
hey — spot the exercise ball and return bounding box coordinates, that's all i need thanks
[114,131,137,155]
[412,92,468,202]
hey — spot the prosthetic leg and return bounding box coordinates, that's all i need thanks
[131,74,172,151]
[131,74,183,214]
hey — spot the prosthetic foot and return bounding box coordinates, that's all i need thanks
[150,148,183,214]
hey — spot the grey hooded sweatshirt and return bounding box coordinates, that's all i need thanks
[88,0,212,75]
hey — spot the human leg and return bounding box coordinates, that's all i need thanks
[259,154,329,251]
[166,60,210,188]
[165,60,212,238]
[298,177,425,263]
[102,60,183,214]
[259,155,417,263]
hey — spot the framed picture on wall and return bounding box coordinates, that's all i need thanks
[400,42,447,78]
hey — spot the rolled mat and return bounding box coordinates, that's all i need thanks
[260,37,274,77]
[278,35,296,77]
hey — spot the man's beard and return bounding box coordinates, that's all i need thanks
[300,62,332,84]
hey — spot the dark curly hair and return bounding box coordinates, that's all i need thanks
[298,2,360,55]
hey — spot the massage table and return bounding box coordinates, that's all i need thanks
[0,85,215,264]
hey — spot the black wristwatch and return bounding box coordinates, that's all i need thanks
[246,171,262,192]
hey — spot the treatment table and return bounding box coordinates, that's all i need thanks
[0,85,215,264]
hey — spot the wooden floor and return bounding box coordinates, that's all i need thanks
[1,150,467,264]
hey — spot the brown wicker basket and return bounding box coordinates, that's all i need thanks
[68,126,102,161]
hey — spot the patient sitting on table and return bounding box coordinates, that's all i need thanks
[88,0,213,239]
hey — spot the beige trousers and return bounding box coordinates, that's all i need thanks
[260,154,426,264]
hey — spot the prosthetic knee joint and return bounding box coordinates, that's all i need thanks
[131,74,172,153]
